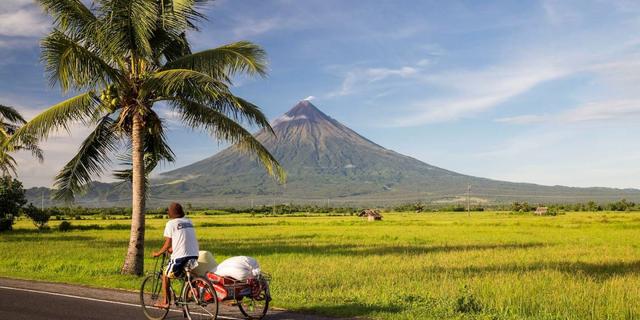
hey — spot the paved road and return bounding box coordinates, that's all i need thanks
[0,278,339,320]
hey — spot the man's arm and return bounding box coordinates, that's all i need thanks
[152,237,172,257]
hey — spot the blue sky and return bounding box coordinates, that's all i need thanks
[2,0,640,189]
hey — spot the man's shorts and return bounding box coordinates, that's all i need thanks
[165,256,198,278]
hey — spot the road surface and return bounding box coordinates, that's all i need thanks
[0,277,338,320]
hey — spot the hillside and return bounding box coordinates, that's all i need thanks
[28,100,640,207]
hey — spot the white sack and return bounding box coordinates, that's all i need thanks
[214,256,261,280]
[192,250,218,276]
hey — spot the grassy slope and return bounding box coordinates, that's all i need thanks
[1,212,639,319]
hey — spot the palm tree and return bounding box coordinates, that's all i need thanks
[16,0,285,275]
[0,105,43,175]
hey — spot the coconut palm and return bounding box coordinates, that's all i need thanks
[16,0,285,275]
[0,105,43,175]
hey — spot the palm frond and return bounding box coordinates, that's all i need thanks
[13,92,99,142]
[149,69,273,132]
[151,31,191,65]
[0,105,26,125]
[171,98,286,183]
[37,0,97,38]
[162,0,209,31]
[7,135,45,163]
[0,151,18,177]
[42,30,121,91]
[53,116,120,202]
[139,68,228,99]
[99,0,159,58]
[162,41,268,81]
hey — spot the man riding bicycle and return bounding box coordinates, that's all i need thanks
[152,202,199,308]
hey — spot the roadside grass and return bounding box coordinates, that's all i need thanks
[1,212,639,319]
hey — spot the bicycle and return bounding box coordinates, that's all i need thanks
[140,252,219,320]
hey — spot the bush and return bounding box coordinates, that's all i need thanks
[511,201,532,213]
[0,177,26,232]
[58,221,72,232]
[22,203,51,231]
[0,217,14,232]
[455,285,483,313]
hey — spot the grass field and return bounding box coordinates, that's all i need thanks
[1,211,639,319]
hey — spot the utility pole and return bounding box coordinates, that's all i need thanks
[272,198,276,215]
[467,184,471,216]
[41,190,44,210]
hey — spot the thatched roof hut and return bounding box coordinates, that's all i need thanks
[358,209,383,221]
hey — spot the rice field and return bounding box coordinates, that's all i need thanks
[1,211,639,319]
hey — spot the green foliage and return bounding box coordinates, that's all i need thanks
[0,177,26,231]
[57,220,71,232]
[511,201,532,213]
[454,285,483,314]
[607,199,635,211]
[22,203,51,230]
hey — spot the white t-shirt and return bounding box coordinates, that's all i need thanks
[164,217,199,260]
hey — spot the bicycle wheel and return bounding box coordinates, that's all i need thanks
[237,285,270,320]
[182,276,219,320]
[140,274,170,320]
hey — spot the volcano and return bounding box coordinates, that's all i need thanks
[27,100,640,206]
[147,100,640,206]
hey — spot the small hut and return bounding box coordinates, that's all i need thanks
[535,207,548,216]
[358,209,383,221]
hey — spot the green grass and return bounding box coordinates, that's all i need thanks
[2,212,640,319]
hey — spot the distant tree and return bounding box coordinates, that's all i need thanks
[22,203,51,230]
[511,201,532,212]
[18,0,285,275]
[608,199,634,211]
[0,176,27,231]
[586,201,599,212]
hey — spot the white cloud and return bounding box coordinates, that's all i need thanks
[9,106,118,188]
[471,127,640,188]
[541,0,582,25]
[328,65,421,97]
[496,99,640,125]
[391,64,565,126]
[495,114,547,124]
[416,59,431,67]
[303,95,315,101]
[232,18,281,38]
[0,3,48,38]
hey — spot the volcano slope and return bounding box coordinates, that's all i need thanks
[145,100,640,206]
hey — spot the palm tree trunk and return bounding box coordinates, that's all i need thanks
[121,113,146,275]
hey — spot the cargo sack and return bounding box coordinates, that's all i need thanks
[214,256,261,281]
[192,250,218,276]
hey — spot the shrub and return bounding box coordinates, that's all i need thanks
[511,201,532,213]
[58,221,72,232]
[0,217,14,232]
[455,285,482,313]
[22,204,51,231]
[0,177,26,232]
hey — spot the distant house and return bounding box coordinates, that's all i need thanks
[535,207,548,216]
[359,209,383,221]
